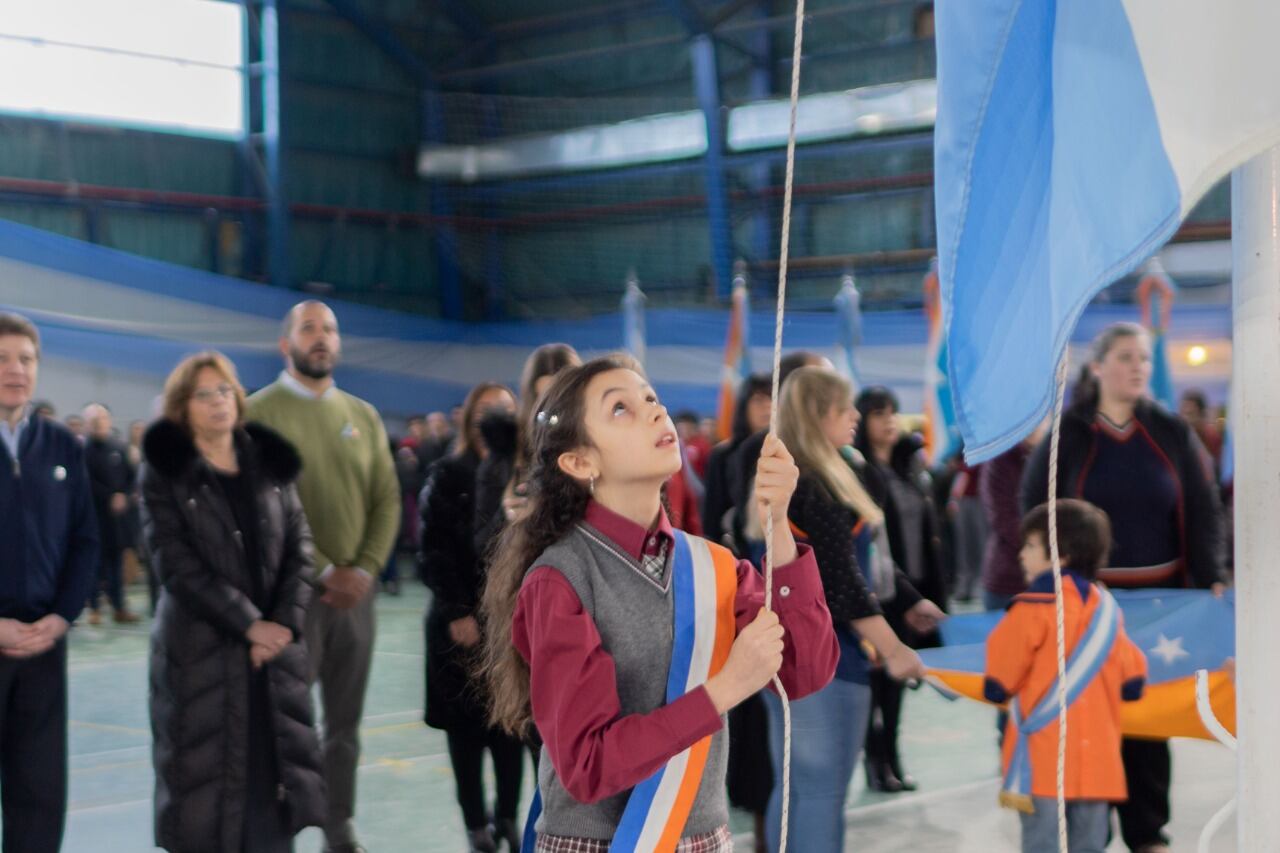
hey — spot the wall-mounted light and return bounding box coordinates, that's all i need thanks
[1187,345,1209,367]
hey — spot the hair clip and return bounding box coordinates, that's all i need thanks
[536,411,560,428]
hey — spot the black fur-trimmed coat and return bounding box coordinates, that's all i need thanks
[140,420,325,852]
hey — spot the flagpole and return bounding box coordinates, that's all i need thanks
[1230,146,1280,847]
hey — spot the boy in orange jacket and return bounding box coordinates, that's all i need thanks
[984,499,1148,852]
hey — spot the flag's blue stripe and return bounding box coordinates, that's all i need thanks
[665,532,698,704]
[521,789,541,853]
[610,531,699,851]
[611,771,666,851]
[1150,330,1176,410]
[1022,592,1118,731]
[1005,698,1030,796]
[932,338,960,460]
[835,284,863,387]
[1003,591,1119,798]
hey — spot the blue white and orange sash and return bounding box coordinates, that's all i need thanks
[522,530,739,852]
[1000,586,1119,813]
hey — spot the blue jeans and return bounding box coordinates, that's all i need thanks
[1020,798,1109,853]
[382,521,402,583]
[762,679,872,853]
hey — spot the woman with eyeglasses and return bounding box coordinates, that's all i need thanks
[140,351,324,853]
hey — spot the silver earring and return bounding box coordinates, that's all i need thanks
[589,475,596,496]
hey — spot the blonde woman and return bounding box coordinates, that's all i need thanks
[767,366,943,853]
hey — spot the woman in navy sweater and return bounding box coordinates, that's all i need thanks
[1020,322,1225,853]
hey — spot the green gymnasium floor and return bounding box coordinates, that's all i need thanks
[60,578,1236,852]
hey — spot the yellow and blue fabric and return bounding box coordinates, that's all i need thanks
[522,530,738,853]
[920,589,1236,742]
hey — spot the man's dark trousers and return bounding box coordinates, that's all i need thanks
[0,640,67,853]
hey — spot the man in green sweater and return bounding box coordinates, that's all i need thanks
[247,301,399,853]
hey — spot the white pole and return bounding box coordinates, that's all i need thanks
[1230,146,1280,847]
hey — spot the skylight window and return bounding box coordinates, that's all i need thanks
[0,0,246,137]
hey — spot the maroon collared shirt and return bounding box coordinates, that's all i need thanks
[511,499,839,806]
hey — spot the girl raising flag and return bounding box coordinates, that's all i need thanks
[481,355,839,852]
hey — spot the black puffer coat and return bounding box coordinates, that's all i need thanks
[418,450,486,730]
[141,420,325,853]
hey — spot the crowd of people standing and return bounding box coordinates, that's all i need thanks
[0,301,1230,852]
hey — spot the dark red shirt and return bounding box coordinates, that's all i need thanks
[512,500,837,804]
[685,436,712,479]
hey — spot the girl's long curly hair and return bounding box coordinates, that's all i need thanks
[479,354,636,735]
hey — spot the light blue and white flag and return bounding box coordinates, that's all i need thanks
[1136,257,1177,411]
[834,273,864,389]
[923,259,962,465]
[1220,420,1235,488]
[622,271,647,368]
[934,0,1280,462]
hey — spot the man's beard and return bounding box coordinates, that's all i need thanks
[290,345,336,380]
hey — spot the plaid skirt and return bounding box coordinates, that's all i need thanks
[534,825,733,852]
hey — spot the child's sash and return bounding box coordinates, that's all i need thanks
[1000,586,1119,814]
[609,531,738,851]
[521,531,738,852]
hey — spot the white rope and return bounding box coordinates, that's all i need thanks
[762,1,806,851]
[1194,669,1237,853]
[1046,353,1070,853]
[1197,798,1237,853]
[1194,669,1237,750]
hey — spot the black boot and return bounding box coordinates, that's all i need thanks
[865,712,906,794]
[864,755,905,793]
[863,711,904,793]
[468,827,498,853]
[493,817,521,852]
[888,743,918,792]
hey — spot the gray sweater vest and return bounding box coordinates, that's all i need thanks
[531,523,730,840]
